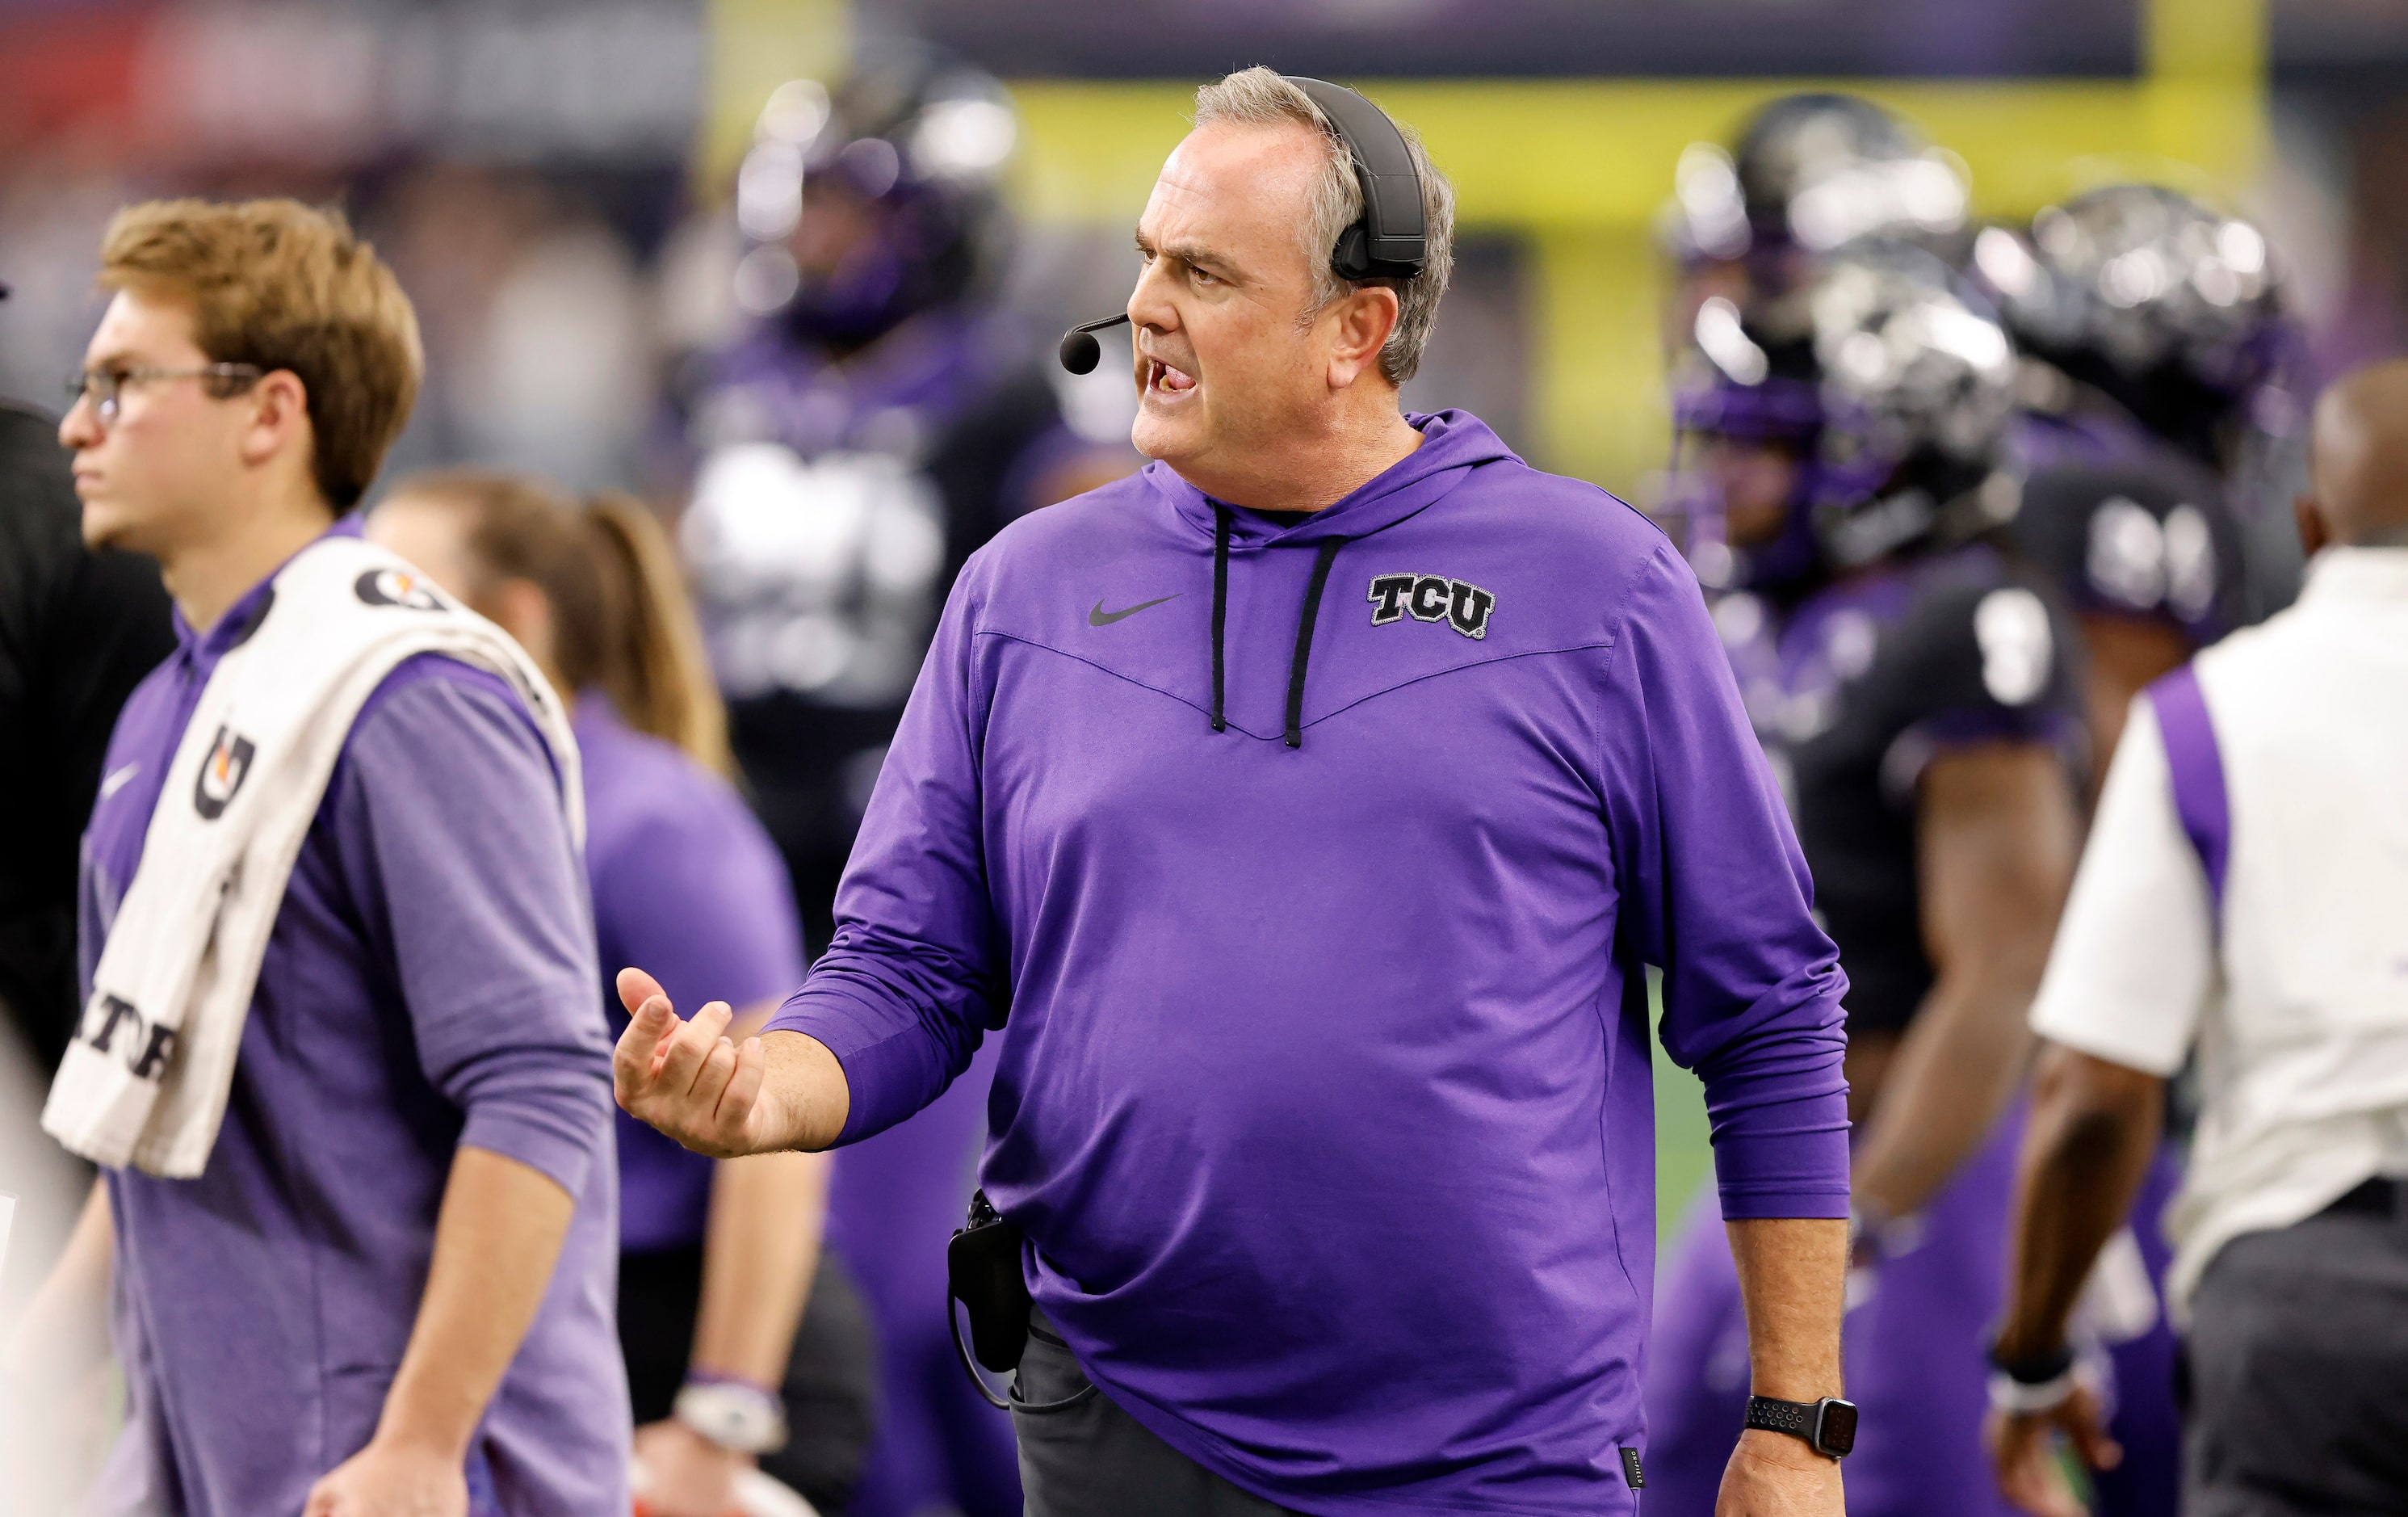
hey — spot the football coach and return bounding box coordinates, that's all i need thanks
[619,68,1852,1517]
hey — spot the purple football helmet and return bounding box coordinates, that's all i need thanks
[733,45,1018,347]
[1671,241,2020,591]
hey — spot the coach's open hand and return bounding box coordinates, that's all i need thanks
[615,968,774,1157]
[614,967,848,1157]
[1717,1429,1844,1515]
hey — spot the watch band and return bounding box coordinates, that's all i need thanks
[1987,1338,2077,1386]
[1744,1394,1857,1459]
[1988,1366,2083,1415]
[1986,1338,2087,1415]
[1745,1396,1815,1439]
[673,1376,789,1456]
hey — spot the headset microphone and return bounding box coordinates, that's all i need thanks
[1058,313,1131,376]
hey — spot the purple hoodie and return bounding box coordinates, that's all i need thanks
[766,411,1849,1515]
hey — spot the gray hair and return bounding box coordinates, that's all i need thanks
[1191,66,1455,386]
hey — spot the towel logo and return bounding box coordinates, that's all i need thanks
[355,568,445,611]
[73,992,179,1081]
[193,726,256,820]
[1367,573,1495,641]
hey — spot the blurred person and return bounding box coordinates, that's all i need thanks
[0,281,174,1513]
[1656,94,1968,362]
[0,311,174,1074]
[1961,194,2296,1517]
[619,68,1854,1517]
[367,473,875,1516]
[1940,479,2229,1517]
[1986,359,2408,1516]
[673,48,1131,1517]
[371,166,654,494]
[1974,185,2304,622]
[2,200,626,1517]
[1646,244,2083,1517]
[678,48,1132,951]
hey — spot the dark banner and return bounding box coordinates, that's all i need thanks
[885,0,2141,81]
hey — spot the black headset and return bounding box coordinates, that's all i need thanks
[1058,76,1428,375]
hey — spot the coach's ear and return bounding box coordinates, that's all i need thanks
[2293,492,2331,558]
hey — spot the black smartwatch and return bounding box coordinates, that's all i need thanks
[1744,1395,1858,1460]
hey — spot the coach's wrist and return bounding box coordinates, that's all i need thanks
[764,1030,851,1152]
[1735,1427,1835,1473]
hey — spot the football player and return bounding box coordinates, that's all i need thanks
[667,50,1130,1517]
[1974,185,2285,768]
[1657,92,1970,361]
[1955,186,2296,1517]
[1644,245,2087,1517]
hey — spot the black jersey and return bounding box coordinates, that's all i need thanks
[0,401,174,1065]
[678,311,1093,950]
[2008,453,2247,646]
[1714,544,2083,1036]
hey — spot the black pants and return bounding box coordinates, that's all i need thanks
[1013,1308,1301,1517]
[619,1244,879,1516]
[2184,1179,2408,1515]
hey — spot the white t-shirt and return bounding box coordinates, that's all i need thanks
[2030,547,2408,1322]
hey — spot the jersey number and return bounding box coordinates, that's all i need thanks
[1974,588,2052,707]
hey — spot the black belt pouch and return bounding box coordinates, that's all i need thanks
[948,1189,1032,1373]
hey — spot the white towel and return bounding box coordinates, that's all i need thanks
[41,534,581,1178]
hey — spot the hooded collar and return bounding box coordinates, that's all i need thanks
[1148,410,1518,550]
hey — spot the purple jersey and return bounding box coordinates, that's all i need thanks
[768,411,1851,1514]
[576,699,804,1252]
[78,519,627,1517]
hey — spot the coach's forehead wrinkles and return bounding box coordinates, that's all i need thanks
[1139,122,1323,306]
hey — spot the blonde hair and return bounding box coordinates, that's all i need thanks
[386,470,734,777]
[1191,67,1456,385]
[98,198,423,510]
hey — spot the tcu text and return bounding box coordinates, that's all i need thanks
[1367,574,1496,641]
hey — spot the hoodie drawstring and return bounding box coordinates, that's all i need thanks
[1206,511,1345,749]
[1209,505,1231,733]
[1285,538,1345,749]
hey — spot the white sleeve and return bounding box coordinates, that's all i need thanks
[2028,696,2216,1077]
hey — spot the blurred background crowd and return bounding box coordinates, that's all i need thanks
[4,0,2407,1513]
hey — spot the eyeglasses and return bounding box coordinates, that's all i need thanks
[65,363,264,425]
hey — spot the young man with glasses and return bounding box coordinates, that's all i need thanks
[2,200,627,1517]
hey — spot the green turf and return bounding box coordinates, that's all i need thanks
[1650,973,1716,1249]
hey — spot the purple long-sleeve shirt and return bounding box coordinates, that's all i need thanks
[78,519,628,1517]
[767,411,1849,1515]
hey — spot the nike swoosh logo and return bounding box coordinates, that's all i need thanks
[99,762,141,802]
[1089,594,1181,627]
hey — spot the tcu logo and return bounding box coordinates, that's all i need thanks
[355,568,445,611]
[74,993,179,1081]
[194,725,256,820]
[1367,573,1496,641]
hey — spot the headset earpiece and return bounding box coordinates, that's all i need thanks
[1284,76,1427,283]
